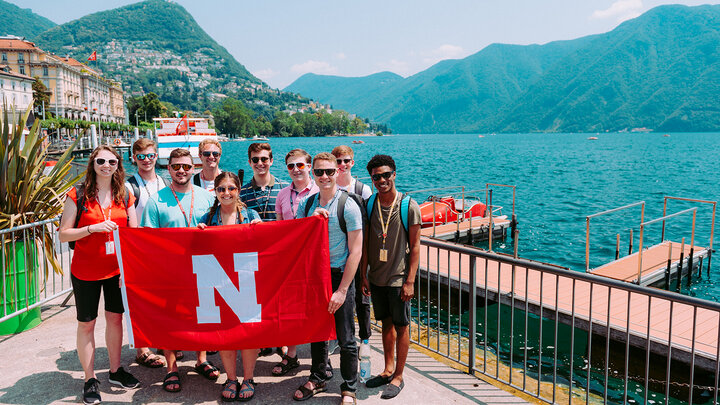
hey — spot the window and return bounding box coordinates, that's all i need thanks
[17,53,24,63]
[19,66,25,75]
[0,79,3,88]
[1,53,6,62]
[43,66,49,76]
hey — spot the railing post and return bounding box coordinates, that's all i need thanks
[585,217,590,272]
[468,255,477,374]
[488,190,493,251]
[616,234,621,260]
[661,197,668,242]
[637,225,644,285]
[665,242,672,290]
[677,238,686,292]
[628,229,633,255]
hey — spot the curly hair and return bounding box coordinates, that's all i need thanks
[83,145,126,205]
[366,154,396,174]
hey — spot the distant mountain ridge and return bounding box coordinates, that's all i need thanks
[286,4,720,133]
[0,0,56,38]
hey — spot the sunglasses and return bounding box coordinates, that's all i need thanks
[169,163,193,171]
[313,168,337,177]
[135,153,156,161]
[95,158,118,166]
[287,162,307,170]
[371,171,395,182]
[202,151,220,158]
[216,186,237,193]
[251,156,270,164]
[336,158,352,165]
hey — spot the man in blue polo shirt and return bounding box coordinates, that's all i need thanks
[294,152,363,405]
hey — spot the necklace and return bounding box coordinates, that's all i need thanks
[169,184,194,227]
[139,173,161,195]
[377,192,399,262]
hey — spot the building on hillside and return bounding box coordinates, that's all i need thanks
[0,36,125,124]
[0,66,35,123]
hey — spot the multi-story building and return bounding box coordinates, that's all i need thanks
[0,36,125,124]
[0,66,35,123]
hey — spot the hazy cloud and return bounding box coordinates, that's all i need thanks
[290,60,338,75]
[334,52,347,60]
[375,59,411,76]
[253,68,277,82]
[421,44,467,66]
[591,0,643,22]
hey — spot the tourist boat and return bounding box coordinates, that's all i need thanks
[352,140,364,144]
[251,135,269,141]
[154,117,217,167]
[419,196,488,227]
[587,136,598,140]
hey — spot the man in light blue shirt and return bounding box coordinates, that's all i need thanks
[139,148,218,393]
[294,152,363,404]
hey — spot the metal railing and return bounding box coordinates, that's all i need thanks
[585,201,645,272]
[409,236,720,405]
[662,196,716,275]
[0,217,73,324]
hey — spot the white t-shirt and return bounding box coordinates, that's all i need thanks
[125,173,168,223]
[192,170,222,192]
[338,178,372,200]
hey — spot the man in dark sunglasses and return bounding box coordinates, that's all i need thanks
[192,139,223,192]
[239,143,288,221]
[359,154,421,399]
[294,152,362,404]
[140,148,219,392]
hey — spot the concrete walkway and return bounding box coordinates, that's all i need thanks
[0,295,528,405]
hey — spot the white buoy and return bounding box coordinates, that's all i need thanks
[134,127,140,141]
[90,125,98,149]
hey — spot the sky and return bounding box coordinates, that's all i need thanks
[9,0,720,88]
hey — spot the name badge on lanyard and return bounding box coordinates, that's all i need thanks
[105,241,115,255]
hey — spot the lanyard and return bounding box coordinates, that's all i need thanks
[170,184,194,227]
[99,200,112,241]
[139,174,161,195]
[289,183,308,216]
[217,208,241,225]
[378,192,399,248]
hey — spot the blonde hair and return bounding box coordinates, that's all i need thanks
[313,152,337,166]
[199,138,222,154]
[331,145,354,158]
[285,149,311,164]
[132,138,157,154]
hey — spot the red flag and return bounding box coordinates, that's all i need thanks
[175,115,188,134]
[87,51,97,61]
[115,216,335,350]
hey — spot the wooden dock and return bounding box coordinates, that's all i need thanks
[421,216,512,242]
[417,239,719,371]
[590,241,709,286]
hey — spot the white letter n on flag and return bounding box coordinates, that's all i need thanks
[192,252,261,324]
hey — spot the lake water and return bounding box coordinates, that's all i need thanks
[213,132,720,299]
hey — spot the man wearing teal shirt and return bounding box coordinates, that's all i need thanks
[139,148,218,393]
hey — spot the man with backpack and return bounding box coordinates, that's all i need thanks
[361,154,421,400]
[191,138,223,191]
[332,145,373,346]
[124,138,168,369]
[295,152,363,405]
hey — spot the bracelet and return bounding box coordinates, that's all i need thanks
[87,225,92,234]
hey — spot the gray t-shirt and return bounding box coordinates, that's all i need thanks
[367,193,421,287]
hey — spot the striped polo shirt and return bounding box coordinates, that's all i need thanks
[239,175,289,221]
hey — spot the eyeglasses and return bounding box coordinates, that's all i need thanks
[216,186,237,193]
[371,171,395,182]
[336,158,352,165]
[313,168,337,177]
[95,158,118,166]
[135,153,156,161]
[251,156,270,164]
[287,162,307,170]
[202,151,220,158]
[169,163,193,171]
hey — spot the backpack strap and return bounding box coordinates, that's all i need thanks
[400,193,410,234]
[160,176,169,187]
[354,179,364,196]
[192,173,201,187]
[127,175,141,207]
[366,193,377,221]
[303,193,318,218]
[73,184,86,229]
[337,190,349,235]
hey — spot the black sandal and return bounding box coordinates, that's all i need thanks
[238,379,256,402]
[194,360,220,381]
[162,371,181,393]
[293,380,326,401]
[221,379,239,402]
[272,354,300,376]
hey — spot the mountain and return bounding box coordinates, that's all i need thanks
[0,0,56,38]
[285,4,720,133]
[32,0,307,114]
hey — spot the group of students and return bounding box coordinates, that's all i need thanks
[58,138,421,404]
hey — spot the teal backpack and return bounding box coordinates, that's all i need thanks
[365,193,411,236]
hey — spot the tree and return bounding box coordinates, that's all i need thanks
[32,77,51,114]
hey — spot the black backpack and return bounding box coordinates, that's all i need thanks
[127,174,169,208]
[67,184,130,249]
